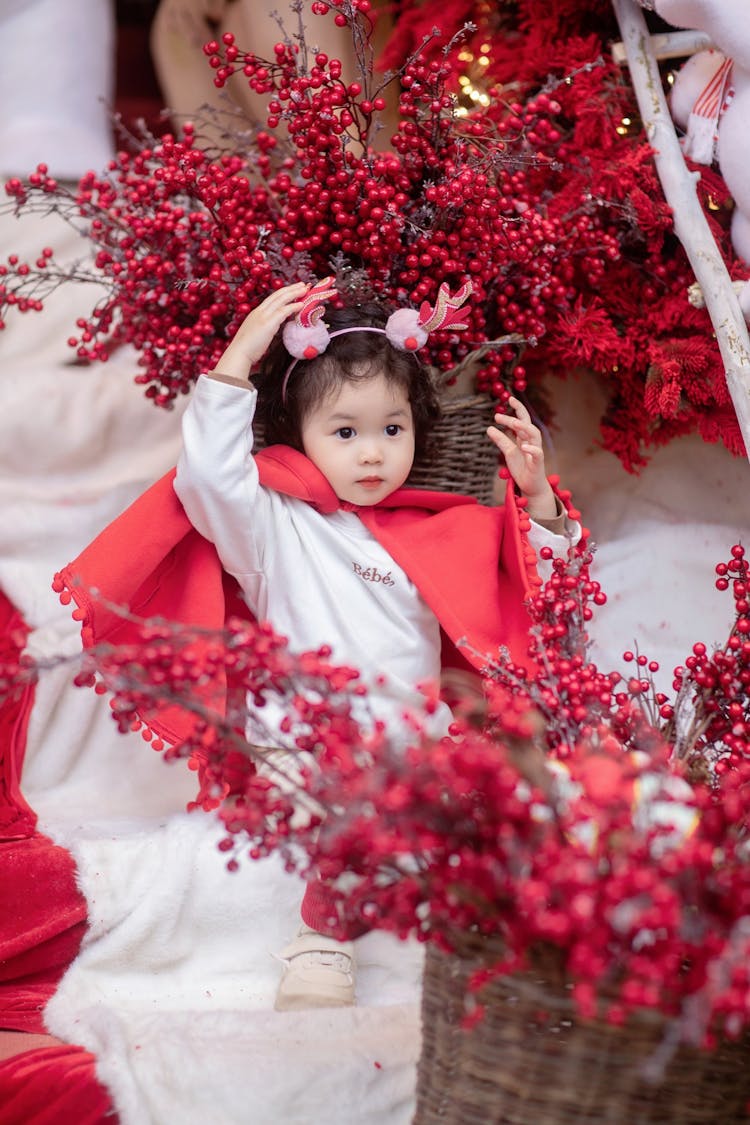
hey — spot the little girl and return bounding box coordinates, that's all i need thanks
[172,279,580,1010]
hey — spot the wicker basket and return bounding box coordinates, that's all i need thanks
[414,934,750,1125]
[407,392,499,503]
[405,342,524,504]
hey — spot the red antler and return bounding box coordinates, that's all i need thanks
[296,276,337,328]
[417,280,474,334]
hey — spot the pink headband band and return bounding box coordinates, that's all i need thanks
[280,278,474,404]
[282,325,390,403]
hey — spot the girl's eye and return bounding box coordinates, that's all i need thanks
[336,427,355,439]
[385,424,402,437]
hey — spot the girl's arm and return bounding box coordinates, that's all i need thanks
[486,397,557,521]
[487,397,581,579]
[173,284,311,577]
[174,377,268,578]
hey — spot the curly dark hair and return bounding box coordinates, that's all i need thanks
[253,301,442,466]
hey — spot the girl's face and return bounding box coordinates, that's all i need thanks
[300,374,415,505]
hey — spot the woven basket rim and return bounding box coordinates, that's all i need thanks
[415,936,750,1125]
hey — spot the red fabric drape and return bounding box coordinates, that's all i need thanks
[0,588,117,1122]
[0,1044,113,1125]
[0,589,37,841]
[0,833,88,1033]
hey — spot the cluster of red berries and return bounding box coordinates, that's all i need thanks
[665,544,750,768]
[0,3,724,456]
[3,0,741,467]
[0,164,57,328]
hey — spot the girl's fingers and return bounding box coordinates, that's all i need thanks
[493,414,541,447]
[263,280,337,322]
[264,282,309,305]
[272,283,309,306]
[521,443,543,461]
[486,424,512,446]
[493,415,527,435]
[507,395,531,421]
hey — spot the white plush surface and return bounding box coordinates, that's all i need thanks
[2,186,750,1125]
[42,812,421,1125]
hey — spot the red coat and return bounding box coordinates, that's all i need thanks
[53,446,541,748]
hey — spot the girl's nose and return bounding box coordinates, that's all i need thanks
[359,442,383,464]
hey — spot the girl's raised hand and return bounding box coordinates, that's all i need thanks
[210,282,317,381]
[487,396,557,520]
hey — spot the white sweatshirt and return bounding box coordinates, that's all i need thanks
[174,375,578,748]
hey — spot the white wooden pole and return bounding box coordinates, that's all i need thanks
[612,0,750,463]
[610,29,710,65]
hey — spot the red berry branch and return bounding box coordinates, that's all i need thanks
[2,2,745,464]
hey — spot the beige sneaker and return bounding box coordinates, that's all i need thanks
[274,927,356,1011]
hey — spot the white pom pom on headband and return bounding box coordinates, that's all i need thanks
[280,278,474,403]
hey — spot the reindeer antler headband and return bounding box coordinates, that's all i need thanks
[280,278,474,402]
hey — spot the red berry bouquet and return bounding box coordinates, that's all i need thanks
[42,532,750,1057]
[1,0,746,468]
